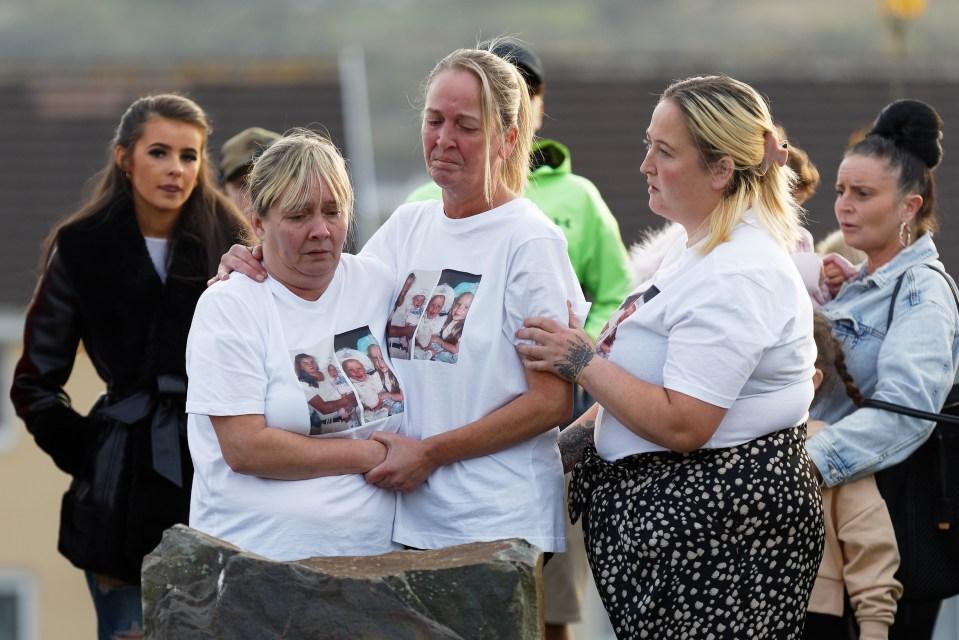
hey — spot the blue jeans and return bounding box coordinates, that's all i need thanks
[84,571,143,639]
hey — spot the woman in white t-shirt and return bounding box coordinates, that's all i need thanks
[213,44,585,556]
[186,130,405,561]
[518,75,824,638]
[356,45,585,555]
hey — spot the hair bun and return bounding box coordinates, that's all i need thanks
[870,99,944,169]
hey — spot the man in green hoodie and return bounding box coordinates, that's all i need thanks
[407,40,634,640]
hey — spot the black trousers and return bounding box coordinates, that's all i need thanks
[890,600,941,640]
[802,612,854,640]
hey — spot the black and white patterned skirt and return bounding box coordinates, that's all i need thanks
[570,426,824,639]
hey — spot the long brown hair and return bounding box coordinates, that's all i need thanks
[813,312,863,407]
[40,93,251,275]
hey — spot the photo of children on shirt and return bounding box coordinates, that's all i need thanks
[386,269,480,365]
[291,326,404,436]
[387,272,427,359]
[595,291,644,357]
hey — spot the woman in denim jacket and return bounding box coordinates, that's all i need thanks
[807,99,959,639]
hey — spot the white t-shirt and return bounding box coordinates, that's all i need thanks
[595,214,815,460]
[361,198,587,552]
[186,253,405,561]
[144,236,169,283]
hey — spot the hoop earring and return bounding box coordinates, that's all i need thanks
[899,222,912,248]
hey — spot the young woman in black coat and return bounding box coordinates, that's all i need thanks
[10,93,251,639]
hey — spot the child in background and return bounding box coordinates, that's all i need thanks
[803,312,902,640]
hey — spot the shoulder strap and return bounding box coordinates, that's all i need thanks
[863,397,959,425]
[868,263,959,421]
[885,264,959,331]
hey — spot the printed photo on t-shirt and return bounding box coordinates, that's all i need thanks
[291,338,359,436]
[334,326,405,425]
[386,270,433,360]
[595,291,644,358]
[290,327,404,436]
[385,268,481,364]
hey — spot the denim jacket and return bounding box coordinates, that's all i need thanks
[807,233,959,487]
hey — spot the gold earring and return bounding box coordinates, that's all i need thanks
[899,222,912,248]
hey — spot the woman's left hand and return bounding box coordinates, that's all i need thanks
[516,302,596,383]
[364,432,438,492]
[207,244,266,286]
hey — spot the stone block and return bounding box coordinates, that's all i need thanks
[142,525,544,639]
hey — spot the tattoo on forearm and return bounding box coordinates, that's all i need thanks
[559,421,595,474]
[555,336,594,382]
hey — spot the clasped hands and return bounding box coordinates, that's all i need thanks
[365,432,438,493]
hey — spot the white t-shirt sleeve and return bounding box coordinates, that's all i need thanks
[186,284,269,417]
[360,205,408,272]
[504,237,587,346]
[663,270,790,408]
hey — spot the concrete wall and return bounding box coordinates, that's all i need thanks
[1,319,102,640]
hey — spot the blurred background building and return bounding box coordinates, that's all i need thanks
[1,0,957,637]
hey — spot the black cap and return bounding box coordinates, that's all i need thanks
[480,40,545,96]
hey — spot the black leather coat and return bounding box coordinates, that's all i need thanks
[10,196,243,583]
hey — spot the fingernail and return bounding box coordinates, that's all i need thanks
[256,273,265,282]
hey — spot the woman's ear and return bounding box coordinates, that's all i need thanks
[812,367,824,392]
[250,213,267,241]
[899,192,923,226]
[711,156,734,192]
[498,124,519,160]
[114,146,128,172]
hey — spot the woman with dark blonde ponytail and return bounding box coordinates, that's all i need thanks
[516,75,822,638]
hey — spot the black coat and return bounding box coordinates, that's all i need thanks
[10,196,244,583]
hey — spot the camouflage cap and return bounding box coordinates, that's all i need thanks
[219,127,281,184]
